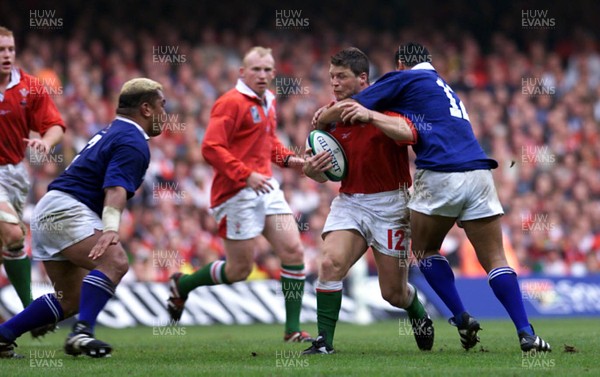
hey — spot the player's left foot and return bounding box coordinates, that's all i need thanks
[31,323,58,339]
[0,335,23,359]
[519,325,551,352]
[284,330,314,343]
[449,312,481,350]
[64,321,112,358]
[167,272,187,322]
[411,314,434,351]
[302,332,334,355]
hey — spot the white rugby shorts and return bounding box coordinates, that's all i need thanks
[408,169,504,220]
[32,190,102,261]
[322,189,410,258]
[212,178,293,240]
[0,163,30,223]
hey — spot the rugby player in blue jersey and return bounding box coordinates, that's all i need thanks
[0,78,165,358]
[343,43,550,353]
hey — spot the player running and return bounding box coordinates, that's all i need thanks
[0,26,65,336]
[0,78,165,358]
[166,47,313,342]
[302,47,433,355]
[348,42,550,352]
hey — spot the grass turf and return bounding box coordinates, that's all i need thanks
[2,318,599,377]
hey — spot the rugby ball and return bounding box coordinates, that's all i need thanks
[306,130,348,181]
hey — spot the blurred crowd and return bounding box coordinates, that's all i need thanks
[2,1,600,284]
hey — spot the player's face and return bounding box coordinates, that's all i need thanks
[240,52,275,97]
[147,90,167,137]
[0,35,16,76]
[329,65,362,101]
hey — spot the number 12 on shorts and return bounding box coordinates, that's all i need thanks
[387,229,405,251]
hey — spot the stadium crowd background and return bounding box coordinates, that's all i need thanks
[1,0,599,285]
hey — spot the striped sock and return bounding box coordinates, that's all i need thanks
[281,264,305,334]
[404,283,426,320]
[79,270,115,332]
[316,280,343,347]
[488,267,533,335]
[0,293,63,342]
[420,255,467,325]
[178,260,229,298]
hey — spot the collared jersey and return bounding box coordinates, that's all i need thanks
[0,68,65,165]
[353,63,497,172]
[48,117,150,216]
[201,79,295,207]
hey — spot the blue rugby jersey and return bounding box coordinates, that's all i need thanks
[49,116,150,216]
[353,63,497,172]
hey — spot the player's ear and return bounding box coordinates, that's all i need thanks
[140,102,152,118]
[359,72,368,85]
[239,66,245,78]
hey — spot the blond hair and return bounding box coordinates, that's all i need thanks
[117,78,163,112]
[242,46,273,66]
[0,26,14,38]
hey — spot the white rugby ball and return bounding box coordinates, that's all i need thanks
[306,130,348,182]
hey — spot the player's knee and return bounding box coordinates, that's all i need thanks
[100,248,129,282]
[279,241,304,263]
[112,251,130,280]
[1,224,25,252]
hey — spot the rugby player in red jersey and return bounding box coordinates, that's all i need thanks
[302,47,433,354]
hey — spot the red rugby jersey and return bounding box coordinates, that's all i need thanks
[201,80,295,207]
[328,111,416,194]
[0,68,65,165]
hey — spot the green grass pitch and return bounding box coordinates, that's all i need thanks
[2,319,599,377]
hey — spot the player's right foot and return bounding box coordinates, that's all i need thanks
[167,272,187,322]
[411,314,434,351]
[64,321,112,358]
[449,312,481,350]
[302,332,334,355]
[0,335,23,359]
[519,325,551,352]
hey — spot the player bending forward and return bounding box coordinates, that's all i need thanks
[0,78,165,358]
[352,42,550,352]
[302,47,433,355]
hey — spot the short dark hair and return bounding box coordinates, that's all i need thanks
[331,47,369,77]
[395,42,431,67]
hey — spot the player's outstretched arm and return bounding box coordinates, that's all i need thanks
[89,186,127,260]
[23,125,64,154]
[339,102,415,143]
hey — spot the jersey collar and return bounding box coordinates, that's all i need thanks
[235,79,275,112]
[0,68,21,102]
[411,62,436,71]
[115,116,150,140]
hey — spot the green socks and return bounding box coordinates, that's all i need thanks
[405,283,426,320]
[177,260,229,298]
[281,264,305,334]
[4,255,33,308]
[315,281,343,347]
